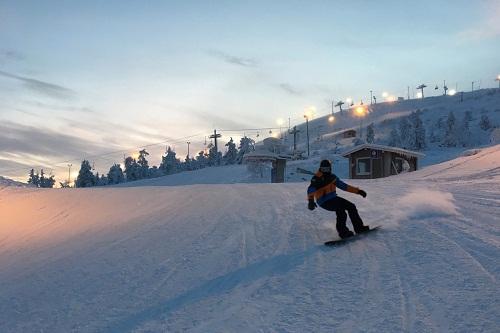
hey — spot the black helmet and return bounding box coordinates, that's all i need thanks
[319,159,332,173]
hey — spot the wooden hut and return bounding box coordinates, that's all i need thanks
[341,144,424,179]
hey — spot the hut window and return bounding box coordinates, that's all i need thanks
[356,157,371,175]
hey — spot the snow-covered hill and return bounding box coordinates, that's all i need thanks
[0,176,27,188]
[286,88,500,164]
[1,146,499,332]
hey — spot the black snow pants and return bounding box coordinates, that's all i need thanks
[320,196,365,235]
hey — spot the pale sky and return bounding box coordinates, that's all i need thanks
[1,0,499,182]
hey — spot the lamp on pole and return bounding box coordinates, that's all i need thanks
[355,104,367,139]
[328,100,335,123]
[496,75,500,89]
[67,164,72,185]
[186,141,191,158]
[303,114,310,157]
[276,118,284,139]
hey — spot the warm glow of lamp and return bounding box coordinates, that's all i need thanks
[355,105,366,116]
[448,89,457,96]
[345,97,352,105]
[276,118,284,126]
[416,91,423,99]
[304,106,316,119]
[382,92,389,98]
[328,115,335,123]
[387,95,396,102]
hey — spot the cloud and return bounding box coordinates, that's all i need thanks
[0,70,76,100]
[0,158,32,178]
[190,110,256,131]
[207,50,258,67]
[457,2,500,41]
[278,83,302,96]
[60,117,173,145]
[0,121,106,164]
[28,101,95,113]
[0,49,25,61]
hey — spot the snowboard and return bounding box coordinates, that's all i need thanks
[324,226,381,246]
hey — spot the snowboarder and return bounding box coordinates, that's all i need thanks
[307,159,369,239]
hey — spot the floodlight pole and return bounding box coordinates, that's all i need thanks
[209,129,222,165]
[67,164,72,185]
[304,116,310,157]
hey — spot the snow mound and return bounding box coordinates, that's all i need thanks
[411,144,500,181]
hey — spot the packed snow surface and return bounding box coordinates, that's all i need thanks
[1,146,499,332]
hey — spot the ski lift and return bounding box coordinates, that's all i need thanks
[434,85,439,90]
[256,131,260,138]
[269,130,272,134]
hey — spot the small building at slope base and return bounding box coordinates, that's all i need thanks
[341,144,424,179]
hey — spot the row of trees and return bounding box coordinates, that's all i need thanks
[74,137,256,188]
[27,169,56,188]
[388,110,427,150]
[364,110,493,151]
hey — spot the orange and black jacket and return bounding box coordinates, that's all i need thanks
[307,171,360,206]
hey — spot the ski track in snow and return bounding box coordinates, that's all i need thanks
[1,147,500,332]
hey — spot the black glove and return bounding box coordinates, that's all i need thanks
[358,189,367,198]
[308,199,317,210]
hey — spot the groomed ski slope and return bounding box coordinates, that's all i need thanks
[1,146,499,332]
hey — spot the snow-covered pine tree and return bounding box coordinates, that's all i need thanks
[107,163,125,184]
[38,169,55,188]
[124,156,140,181]
[43,174,55,188]
[479,115,491,131]
[76,160,96,187]
[207,143,222,166]
[183,155,192,171]
[236,136,255,164]
[388,126,401,147]
[95,173,108,186]
[27,168,40,187]
[366,123,375,144]
[59,181,71,188]
[464,110,473,122]
[428,125,438,143]
[137,149,150,179]
[458,113,472,147]
[398,117,411,148]
[223,137,238,165]
[195,150,208,169]
[410,111,426,150]
[148,165,162,178]
[442,111,458,147]
[160,146,180,175]
[430,117,444,143]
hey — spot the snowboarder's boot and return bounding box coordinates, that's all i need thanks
[339,230,354,239]
[354,225,370,234]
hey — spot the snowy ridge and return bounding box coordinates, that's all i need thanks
[0,146,499,332]
[0,176,27,188]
